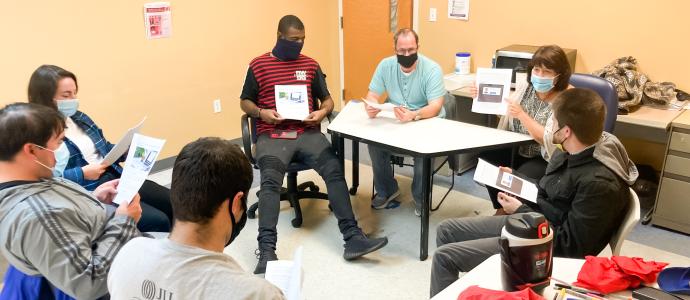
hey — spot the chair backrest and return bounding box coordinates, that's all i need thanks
[609,188,641,256]
[568,73,618,133]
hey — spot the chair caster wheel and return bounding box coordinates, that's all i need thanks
[291,219,302,228]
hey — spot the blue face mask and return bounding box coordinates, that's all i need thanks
[56,99,79,117]
[52,143,70,177]
[272,38,303,61]
[531,74,556,93]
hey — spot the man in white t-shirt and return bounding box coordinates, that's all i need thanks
[108,137,284,299]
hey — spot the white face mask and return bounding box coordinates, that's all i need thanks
[32,143,69,177]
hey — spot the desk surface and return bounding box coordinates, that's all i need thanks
[432,254,631,300]
[444,73,474,98]
[617,106,684,130]
[327,101,532,156]
[671,109,690,130]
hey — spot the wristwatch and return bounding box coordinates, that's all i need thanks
[413,110,422,121]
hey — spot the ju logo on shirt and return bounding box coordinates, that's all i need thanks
[141,279,174,300]
[295,70,307,81]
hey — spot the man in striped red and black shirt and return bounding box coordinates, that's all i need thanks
[240,15,388,275]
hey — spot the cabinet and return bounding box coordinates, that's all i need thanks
[652,110,690,234]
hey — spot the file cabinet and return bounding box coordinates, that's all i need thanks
[652,110,690,234]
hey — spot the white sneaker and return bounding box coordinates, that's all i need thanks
[371,190,401,209]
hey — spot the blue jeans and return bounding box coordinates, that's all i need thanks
[367,145,427,208]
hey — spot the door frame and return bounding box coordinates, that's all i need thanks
[338,0,419,108]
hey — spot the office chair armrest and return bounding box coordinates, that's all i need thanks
[326,111,335,123]
[241,114,256,165]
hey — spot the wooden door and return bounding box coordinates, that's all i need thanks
[343,0,413,102]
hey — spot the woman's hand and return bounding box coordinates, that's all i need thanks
[507,100,526,119]
[82,163,108,180]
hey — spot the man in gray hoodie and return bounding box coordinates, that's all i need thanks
[0,103,142,299]
[430,88,639,296]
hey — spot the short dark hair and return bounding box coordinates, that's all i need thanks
[0,103,65,161]
[393,28,419,47]
[552,88,605,145]
[526,45,572,91]
[171,137,253,224]
[27,65,78,110]
[277,15,304,34]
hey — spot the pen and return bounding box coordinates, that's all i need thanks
[563,287,608,300]
[555,283,605,297]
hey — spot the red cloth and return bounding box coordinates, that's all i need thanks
[457,285,545,300]
[574,256,668,294]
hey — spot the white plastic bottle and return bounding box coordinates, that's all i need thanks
[455,52,471,75]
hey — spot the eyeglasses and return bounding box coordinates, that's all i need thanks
[395,47,418,56]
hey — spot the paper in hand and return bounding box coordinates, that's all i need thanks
[473,158,538,203]
[472,68,513,115]
[265,246,303,300]
[113,133,165,205]
[275,85,310,120]
[101,117,146,166]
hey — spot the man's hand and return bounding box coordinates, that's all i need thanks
[82,163,108,180]
[499,166,513,174]
[364,102,381,118]
[497,192,522,214]
[93,179,120,205]
[303,109,328,125]
[116,193,142,223]
[258,109,284,124]
[393,106,416,122]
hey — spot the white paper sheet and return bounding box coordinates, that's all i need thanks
[101,117,146,166]
[448,0,470,20]
[362,99,396,112]
[275,85,310,120]
[472,68,513,115]
[473,158,538,203]
[113,134,165,205]
[265,246,303,300]
[143,2,172,39]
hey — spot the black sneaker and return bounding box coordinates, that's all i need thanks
[253,248,278,274]
[343,234,388,261]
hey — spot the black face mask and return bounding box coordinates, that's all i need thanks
[397,53,418,69]
[272,38,303,61]
[226,194,248,247]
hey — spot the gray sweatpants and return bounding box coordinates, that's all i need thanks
[430,215,510,297]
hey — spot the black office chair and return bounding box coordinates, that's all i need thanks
[242,114,331,228]
[569,73,618,133]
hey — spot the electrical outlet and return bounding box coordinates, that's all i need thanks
[213,99,221,113]
[429,8,437,22]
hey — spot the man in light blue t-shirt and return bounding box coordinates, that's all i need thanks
[363,28,447,216]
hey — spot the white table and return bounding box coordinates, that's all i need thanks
[432,254,634,300]
[327,101,533,260]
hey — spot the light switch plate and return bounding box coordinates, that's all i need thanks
[213,99,221,113]
[429,8,437,22]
